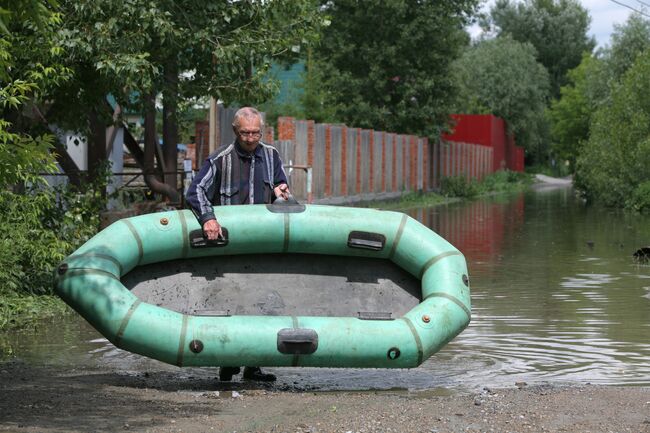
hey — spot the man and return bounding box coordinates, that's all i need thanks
[186,106,290,382]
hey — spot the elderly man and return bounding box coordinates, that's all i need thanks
[186,106,290,382]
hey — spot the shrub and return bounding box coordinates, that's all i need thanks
[575,50,650,208]
[440,176,479,198]
[0,170,109,297]
[478,170,532,193]
[628,181,650,213]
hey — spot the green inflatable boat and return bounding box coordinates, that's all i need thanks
[54,203,471,369]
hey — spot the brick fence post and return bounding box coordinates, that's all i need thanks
[381,132,387,192]
[277,117,296,141]
[341,126,348,195]
[307,120,315,169]
[423,137,429,191]
[264,126,275,143]
[392,134,398,192]
[402,135,409,191]
[356,129,362,195]
[368,130,374,193]
[410,136,417,191]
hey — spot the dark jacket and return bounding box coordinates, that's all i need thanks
[186,140,289,225]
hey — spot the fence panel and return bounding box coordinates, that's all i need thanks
[360,130,371,194]
[346,128,358,196]
[291,120,309,201]
[330,126,343,197]
[314,124,327,199]
[417,138,424,191]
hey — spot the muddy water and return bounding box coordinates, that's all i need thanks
[2,186,649,392]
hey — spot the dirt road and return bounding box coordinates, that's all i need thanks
[1,360,649,432]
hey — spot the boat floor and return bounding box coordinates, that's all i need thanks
[122,254,420,318]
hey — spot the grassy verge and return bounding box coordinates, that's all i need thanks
[362,191,455,210]
[441,170,534,199]
[363,170,533,210]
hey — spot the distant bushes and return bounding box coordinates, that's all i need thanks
[440,170,532,198]
[440,175,479,198]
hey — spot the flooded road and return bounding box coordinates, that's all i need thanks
[2,186,649,393]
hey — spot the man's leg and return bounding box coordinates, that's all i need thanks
[219,366,241,381]
[243,366,276,382]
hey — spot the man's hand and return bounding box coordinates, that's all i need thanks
[274,183,290,201]
[203,219,223,240]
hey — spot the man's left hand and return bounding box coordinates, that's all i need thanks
[274,184,290,200]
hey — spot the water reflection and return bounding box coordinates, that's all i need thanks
[420,188,650,388]
[2,188,650,391]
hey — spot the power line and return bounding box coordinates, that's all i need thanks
[608,0,650,19]
[635,0,650,10]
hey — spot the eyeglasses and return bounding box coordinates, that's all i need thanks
[237,130,262,139]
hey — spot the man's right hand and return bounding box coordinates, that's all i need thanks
[203,219,223,240]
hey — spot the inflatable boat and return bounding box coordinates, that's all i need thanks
[54,203,471,369]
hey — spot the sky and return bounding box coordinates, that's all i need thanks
[469,0,645,48]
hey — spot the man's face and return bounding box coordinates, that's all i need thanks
[235,116,262,153]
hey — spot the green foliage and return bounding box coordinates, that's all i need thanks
[442,170,532,199]
[575,49,650,209]
[0,289,67,331]
[0,168,108,297]
[309,0,479,137]
[0,191,67,295]
[485,0,595,98]
[628,181,650,213]
[0,1,67,188]
[478,169,533,192]
[441,176,479,198]
[547,13,650,179]
[452,36,550,163]
[47,0,323,132]
[604,13,650,82]
[367,191,448,211]
[547,54,602,172]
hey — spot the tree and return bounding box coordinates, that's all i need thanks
[452,36,550,163]
[0,0,69,188]
[44,0,321,197]
[575,49,650,210]
[485,0,595,98]
[309,0,479,137]
[602,13,650,84]
[547,54,603,171]
[547,13,650,174]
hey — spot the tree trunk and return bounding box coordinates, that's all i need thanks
[162,57,179,194]
[143,92,180,203]
[87,107,107,195]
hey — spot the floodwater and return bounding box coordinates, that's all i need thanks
[2,185,649,392]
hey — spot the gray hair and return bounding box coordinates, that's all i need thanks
[232,107,265,129]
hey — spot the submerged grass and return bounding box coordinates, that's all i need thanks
[0,289,68,332]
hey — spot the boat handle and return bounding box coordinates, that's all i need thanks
[347,231,386,251]
[189,228,229,248]
[277,328,318,355]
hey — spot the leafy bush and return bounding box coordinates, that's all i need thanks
[628,181,650,213]
[440,176,479,198]
[478,170,533,193]
[0,170,109,297]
